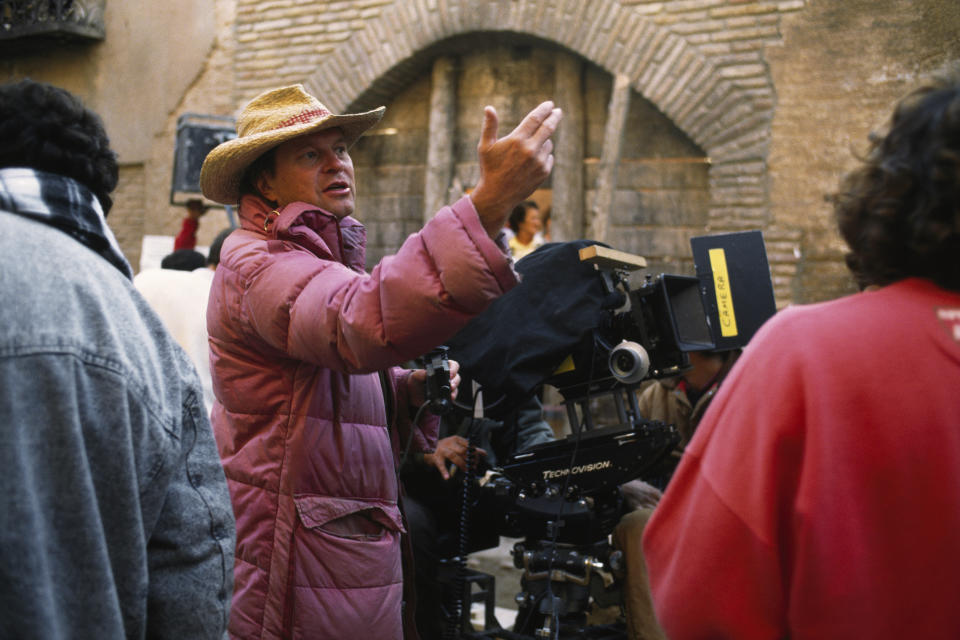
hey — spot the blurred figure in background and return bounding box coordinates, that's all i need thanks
[159,247,206,271]
[507,199,543,260]
[135,227,233,414]
[173,197,210,250]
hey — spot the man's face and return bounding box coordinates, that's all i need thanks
[257,127,356,218]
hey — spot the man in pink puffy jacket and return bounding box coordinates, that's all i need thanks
[198,84,561,639]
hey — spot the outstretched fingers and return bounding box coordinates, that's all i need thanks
[540,142,555,176]
[469,100,562,237]
[477,105,500,153]
[511,101,555,137]
[512,101,563,147]
[537,138,554,163]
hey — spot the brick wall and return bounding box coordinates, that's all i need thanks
[232,0,791,297]
[170,0,956,304]
[116,0,240,272]
[110,164,147,270]
[767,0,960,302]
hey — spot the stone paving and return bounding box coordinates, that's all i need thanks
[466,535,524,628]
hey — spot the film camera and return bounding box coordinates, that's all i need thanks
[424,234,776,639]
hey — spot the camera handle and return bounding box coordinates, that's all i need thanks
[425,346,454,415]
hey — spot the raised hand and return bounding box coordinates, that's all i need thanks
[185,198,209,220]
[469,101,563,238]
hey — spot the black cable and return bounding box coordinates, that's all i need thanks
[444,416,479,640]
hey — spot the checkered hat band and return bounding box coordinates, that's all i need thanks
[276,107,331,129]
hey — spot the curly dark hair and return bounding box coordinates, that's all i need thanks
[0,79,118,214]
[833,65,960,292]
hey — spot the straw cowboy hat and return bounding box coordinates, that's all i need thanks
[200,84,385,205]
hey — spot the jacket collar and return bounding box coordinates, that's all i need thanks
[0,167,132,279]
[237,194,366,271]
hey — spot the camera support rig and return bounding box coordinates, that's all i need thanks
[441,236,775,639]
[449,247,692,639]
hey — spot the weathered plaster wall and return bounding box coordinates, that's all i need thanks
[1,0,217,162]
[767,0,960,301]
[0,0,231,269]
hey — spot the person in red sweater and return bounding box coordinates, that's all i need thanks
[173,198,209,250]
[643,65,960,639]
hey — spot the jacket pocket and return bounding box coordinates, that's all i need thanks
[290,494,404,592]
[294,494,405,540]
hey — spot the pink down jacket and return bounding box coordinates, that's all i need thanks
[207,194,516,639]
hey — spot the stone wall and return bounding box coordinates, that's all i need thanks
[352,41,712,275]
[138,0,240,269]
[0,0,233,269]
[110,164,148,272]
[232,0,801,302]
[767,0,960,302]
[2,0,957,304]
[352,73,432,267]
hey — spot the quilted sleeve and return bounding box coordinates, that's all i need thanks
[246,196,517,373]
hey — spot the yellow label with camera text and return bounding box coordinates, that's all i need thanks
[709,248,739,337]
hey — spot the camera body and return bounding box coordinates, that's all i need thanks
[544,245,715,404]
[436,237,776,639]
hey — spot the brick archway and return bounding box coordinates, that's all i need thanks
[304,0,775,231]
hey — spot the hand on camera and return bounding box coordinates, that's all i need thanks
[470,101,563,238]
[424,435,487,481]
[408,359,460,408]
[620,478,663,510]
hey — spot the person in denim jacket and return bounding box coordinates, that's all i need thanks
[0,79,235,639]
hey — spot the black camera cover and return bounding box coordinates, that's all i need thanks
[446,240,612,417]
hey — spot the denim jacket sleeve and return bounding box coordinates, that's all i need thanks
[0,345,234,639]
[144,381,236,638]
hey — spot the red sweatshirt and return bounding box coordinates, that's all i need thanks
[643,278,960,640]
[173,215,198,250]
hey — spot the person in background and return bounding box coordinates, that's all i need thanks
[173,197,209,250]
[135,227,233,414]
[160,246,206,271]
[636,349,741,451]
[643,65,960,639]
[507,199,544,260]
[613,348,741,640]
[199,84,561,639]
[0,79,233,639]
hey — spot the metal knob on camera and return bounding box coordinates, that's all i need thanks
[608,340,650,384]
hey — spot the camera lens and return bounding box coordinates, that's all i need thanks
[609,340,650,383]
[614,351,636,371]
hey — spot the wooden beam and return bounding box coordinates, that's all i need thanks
[552,51,585,241]
[423,56,457,224]
[588,73,631,243]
